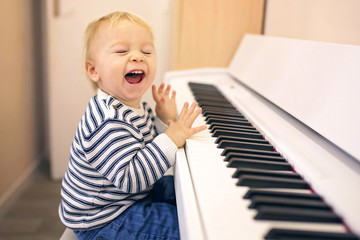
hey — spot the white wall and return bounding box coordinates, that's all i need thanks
[264,0,360,45]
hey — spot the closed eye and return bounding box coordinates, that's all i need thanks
[116,50,128,54]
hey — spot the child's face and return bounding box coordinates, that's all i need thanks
[86,20,157,108]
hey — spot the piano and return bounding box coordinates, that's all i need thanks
[165,34,360,240]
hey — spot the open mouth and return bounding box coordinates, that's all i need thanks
[125,70,144,84]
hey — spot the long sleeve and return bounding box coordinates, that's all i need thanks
[81,118,177,194]
[154,116,169,134]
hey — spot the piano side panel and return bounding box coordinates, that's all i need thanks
[174,148,205,239]
[229,34,360,162]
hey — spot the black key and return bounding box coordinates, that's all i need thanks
[206,115,245,122]
[198,101,235,109]
[201,105,237,111]
[265,228,360,240]
[232,168,300,179]
[189,85,219,91]
[197,99,230,106]
[202,110,243,118]
[202,106,239,113]
[236,175,309,189]
[206,118,252,126]
[195,96,229,103]
[215,136,269,145]
[225,153,286,162]
[255,206,342,223]
[189,87,219,93]
[209,122,255,130]
[192,92,220,98]
[212,129,263,139]
[222,147,280,157]
[188,82,216,89]
[210,125,259,134]
[249,196,331,210]
[196,96,228,102]
[218,140,274,151]
[244,189,322,201]
[190,86,219,91]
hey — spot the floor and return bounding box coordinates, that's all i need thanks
[0,161,65,240]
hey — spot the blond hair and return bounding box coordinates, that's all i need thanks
[83,11,153,89]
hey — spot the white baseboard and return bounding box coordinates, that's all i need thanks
[0,158,41,215]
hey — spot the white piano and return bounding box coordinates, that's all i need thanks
[167,34,360,240]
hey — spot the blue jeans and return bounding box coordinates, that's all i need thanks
[74,176,179,240]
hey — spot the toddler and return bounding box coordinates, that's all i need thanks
[58,11,206,240]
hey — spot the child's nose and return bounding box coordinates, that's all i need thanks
[130,52,144,62]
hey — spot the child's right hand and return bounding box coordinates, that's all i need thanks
[165,102,207,147]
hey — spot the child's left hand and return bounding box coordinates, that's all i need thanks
[152,83,177,125]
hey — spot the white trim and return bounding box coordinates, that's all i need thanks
[0,159,41,213]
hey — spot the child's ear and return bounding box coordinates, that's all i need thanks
[85,60,100,83]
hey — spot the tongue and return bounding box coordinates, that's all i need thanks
[125,74,142,84]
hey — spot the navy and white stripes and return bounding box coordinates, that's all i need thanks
[59,89,177,230]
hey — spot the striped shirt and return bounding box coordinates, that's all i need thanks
[59,89,178,230]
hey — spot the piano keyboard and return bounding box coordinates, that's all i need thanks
[186,82,359,240]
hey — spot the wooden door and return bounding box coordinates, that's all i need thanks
[172,0,265,69]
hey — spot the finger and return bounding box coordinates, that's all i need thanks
[171,90,176,101]
[164,84,171,96]
[186,102,198,117]
[178,102,189,120]
[182,101,198,120]
[186,107,202,126]
[190,125,207,135]
[168,119,175,126]
[158,83,165,94]
[152,85,161,102]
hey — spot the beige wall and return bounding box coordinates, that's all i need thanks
[0,0,45,206]
[264,0,360,45]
